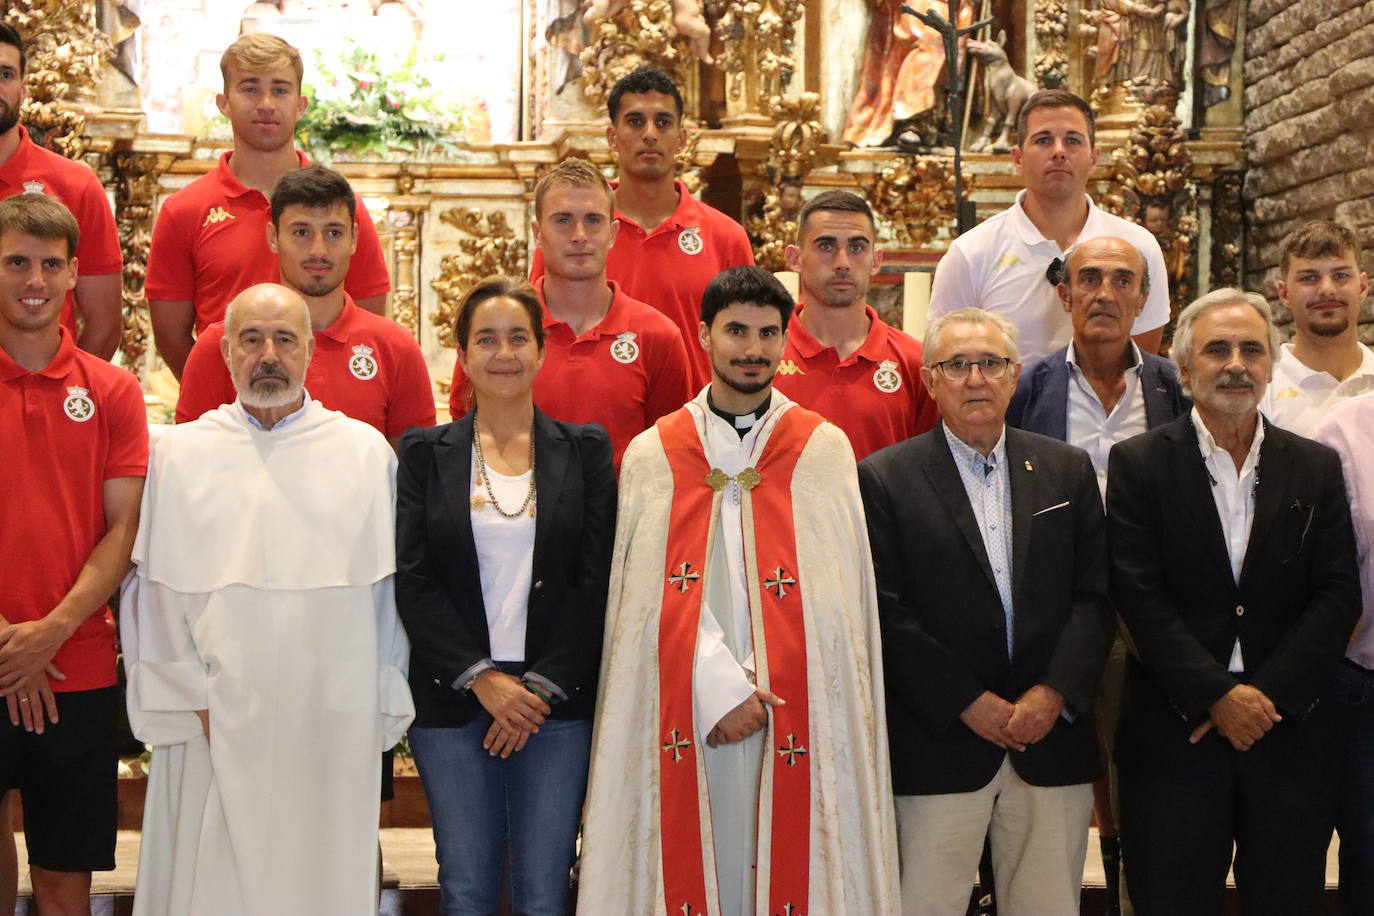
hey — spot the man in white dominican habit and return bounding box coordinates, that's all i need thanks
[578,265,899,916]
[121,283,414,916]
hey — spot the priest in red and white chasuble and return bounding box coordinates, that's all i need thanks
[578,388,900,916]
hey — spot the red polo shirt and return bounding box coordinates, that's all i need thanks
[531,181,754,390]
[1,330,147,692]
[772,305,940,460]
[449,279,692,467]
[176,295,435,437]
[0,126,124,337]
[146,150,391,331]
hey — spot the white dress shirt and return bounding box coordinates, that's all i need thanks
[1311,393,1374,669]
[1192,406,1265,672]
[1065,341,1149,501]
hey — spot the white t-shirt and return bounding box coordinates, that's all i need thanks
[1260,341,1374,437]
[928,190,1171,367]
[469,446,536,662]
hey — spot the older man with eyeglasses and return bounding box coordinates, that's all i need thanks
[858,306,1113,915]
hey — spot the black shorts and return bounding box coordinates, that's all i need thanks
[0,685,118,872]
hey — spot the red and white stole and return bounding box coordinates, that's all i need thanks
[655,404,822,916]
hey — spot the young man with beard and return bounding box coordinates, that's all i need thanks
[173,165,433,446]
[1260,219,1374,436]
[578,265,899,916]
[146,33,390,379]
[0,24,123,359]
[774,190,938,460]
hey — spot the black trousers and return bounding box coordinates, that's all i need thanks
[1117,725,1336,916]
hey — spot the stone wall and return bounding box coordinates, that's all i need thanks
[1243,0,1374,328]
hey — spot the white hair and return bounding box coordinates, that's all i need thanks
[924,307,1020,365]
[1171,287,1283,397]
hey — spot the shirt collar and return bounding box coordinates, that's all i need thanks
[1007,189,1100,250]
[1192,404,1265,471]
[943,421,1008,471]
[314,294,358,344]
[234,390,313,431]
[0,327,77,382]
[788,304,890,363]
[1275,341,1374,386]
[610,180,696,233]
[534,277,633,337]
[215,149,310,200]
[1065,339,1144,377]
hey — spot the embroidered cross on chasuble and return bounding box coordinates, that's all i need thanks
[655,406,822,916]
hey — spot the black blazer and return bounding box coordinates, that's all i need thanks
[1006,344,1189,439]
[395,408,616,727]
[1106,414,1361,760]
[859,424,1113,796]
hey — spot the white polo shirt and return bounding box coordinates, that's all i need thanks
[928,190,1171,367]
[1260,341,1374,437]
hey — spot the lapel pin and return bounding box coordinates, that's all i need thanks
[1024,460,1034,472]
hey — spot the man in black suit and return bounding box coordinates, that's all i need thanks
[1106,288,1361,915]
[859,307,1112,915]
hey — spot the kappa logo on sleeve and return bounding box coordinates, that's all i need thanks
[776,360,805,376]
[994,252,1024,270]
[202,207,235,227]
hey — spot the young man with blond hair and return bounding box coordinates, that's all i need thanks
[146,33,391,378]
[450,156,692,466]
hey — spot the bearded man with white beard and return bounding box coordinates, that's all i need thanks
[121,283,415,916]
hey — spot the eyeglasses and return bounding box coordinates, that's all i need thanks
[932,356,1015,381]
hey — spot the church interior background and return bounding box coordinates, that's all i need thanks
[19,0,1372,418]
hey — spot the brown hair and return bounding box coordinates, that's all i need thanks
[1016,89,1096,148]
[0,193,79,257]
[271,164,357,225]
[533,157,615,221]
[454,276,546,352]
[796,189,876,239]
[1279,219,1363,275]
[220,33,304,91]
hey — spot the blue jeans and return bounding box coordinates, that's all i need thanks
[410,713,592,916]
[1334,660,1374,914]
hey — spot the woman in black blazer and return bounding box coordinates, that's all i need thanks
[395,276,615,916]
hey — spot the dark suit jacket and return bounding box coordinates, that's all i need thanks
[1006,344,1189,440]
[395,408,616,728]
[858,424,1113,795]
[1106,414,1361,762]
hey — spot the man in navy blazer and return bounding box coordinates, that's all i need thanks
[1007,236,1188,497]
[1005,235,1187,913]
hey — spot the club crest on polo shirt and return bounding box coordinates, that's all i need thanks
[678,227,703,255]
[348,344,379,380]
[610,331,640,364]
[63,386,94,422]
[21,180,45,195]
[203,207,234,227]
[873,359,902,393]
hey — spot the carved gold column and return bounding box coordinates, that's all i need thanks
[109,148,172,377]
[745,92,825,270]
[386,166,424,338]
[711,0,806,127]
[429,208,529,350]
[1033,0,1069,89]
[580,0,698,115]
[4,0,112,157]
